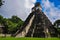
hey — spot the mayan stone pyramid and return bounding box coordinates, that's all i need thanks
[14,2,58,38]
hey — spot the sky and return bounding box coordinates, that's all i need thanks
[0,0,60,24]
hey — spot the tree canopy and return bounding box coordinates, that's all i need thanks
[0,15,3,24]
[54,20,60,28]
[0,15,24,34]
[0,0,3,6]
[54,20,60,33]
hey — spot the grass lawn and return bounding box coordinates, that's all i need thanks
[0,37,60,40]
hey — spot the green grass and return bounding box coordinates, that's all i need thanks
[0,37,60,40]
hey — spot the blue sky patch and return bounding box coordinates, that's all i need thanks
[49,0,60,7]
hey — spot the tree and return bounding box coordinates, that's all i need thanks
[0,15,24,36]
[7,15,23,34]
[54,20,60,28]
[0,15,3,24]
[2,18,8,37]
[6,20,18,34]
[0,0,3,6]
[10,15,23,23]
[0,15,8,37]
[53,20,60,37]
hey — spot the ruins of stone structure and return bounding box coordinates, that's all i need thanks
[13,2,59,38]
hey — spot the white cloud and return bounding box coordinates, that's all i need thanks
[41,0,60,24]
[0,0,36,21]
[25,0,36,8]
